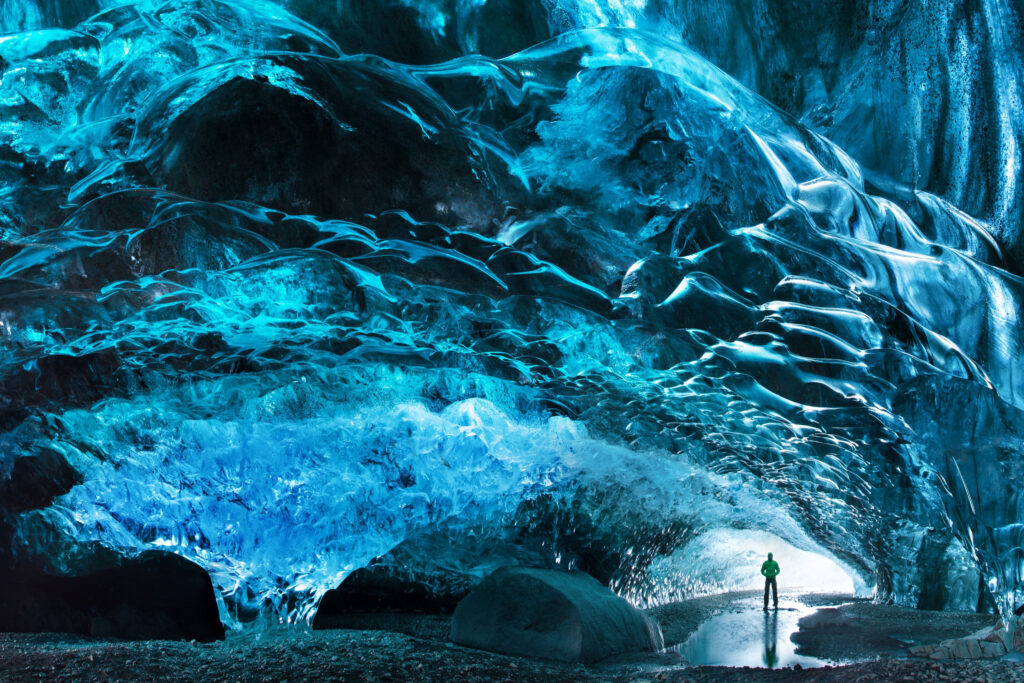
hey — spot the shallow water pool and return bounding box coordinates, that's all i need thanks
[673,600,839,669]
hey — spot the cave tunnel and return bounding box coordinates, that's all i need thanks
[1,0,1023,678]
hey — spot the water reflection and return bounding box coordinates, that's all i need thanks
[674,599,835,669]
[762,610,778,667]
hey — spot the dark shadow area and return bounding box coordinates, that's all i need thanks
[0,551,225,643]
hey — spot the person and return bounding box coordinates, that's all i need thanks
[761,552,780,610]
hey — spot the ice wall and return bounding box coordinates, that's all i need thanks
[0,0,1022,622]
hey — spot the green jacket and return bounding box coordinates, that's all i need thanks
[761,559,780,578]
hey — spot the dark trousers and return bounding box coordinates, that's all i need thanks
[764,577,778,607]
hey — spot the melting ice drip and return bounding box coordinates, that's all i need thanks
[0,0,1022,624]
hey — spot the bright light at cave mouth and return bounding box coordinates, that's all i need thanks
[653,529,861,598]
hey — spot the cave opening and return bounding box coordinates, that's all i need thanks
[648,528,866,601]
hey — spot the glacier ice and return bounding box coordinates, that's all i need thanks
[0,0,1023,626]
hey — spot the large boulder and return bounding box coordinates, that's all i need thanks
[450,567,663,663]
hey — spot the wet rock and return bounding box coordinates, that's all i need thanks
[0,550,224,642]
[980,621,1013,650]
[912,622,1013,660]
[450,566,663,663]
[940,637,970,659]
[979,639,1006,658]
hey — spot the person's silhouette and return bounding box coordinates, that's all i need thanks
[760,552,780,610]
[762,609,778,668]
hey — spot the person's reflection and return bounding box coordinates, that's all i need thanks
[762,609,779,668]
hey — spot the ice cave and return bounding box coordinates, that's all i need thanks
[1,0,1024,679]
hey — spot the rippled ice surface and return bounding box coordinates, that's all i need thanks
[1,0,1023,624]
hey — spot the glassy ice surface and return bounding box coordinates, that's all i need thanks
[0,0,1023,626]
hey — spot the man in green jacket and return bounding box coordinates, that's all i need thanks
[761,552,780,610]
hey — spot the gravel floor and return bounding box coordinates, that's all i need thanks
[792,601,1001,661]
[1,592,1019,682]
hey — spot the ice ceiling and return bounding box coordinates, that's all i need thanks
[1,0,1023,624]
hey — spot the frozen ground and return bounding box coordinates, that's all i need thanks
[1,592,1018,682]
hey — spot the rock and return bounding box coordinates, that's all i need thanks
[0,550,224,642]
[979,639,1007,658]
[999,626,1015,651]
[910,622,1010,660]
[939,637,970,659]
[982,622,1011,647]
[450,566,663,663]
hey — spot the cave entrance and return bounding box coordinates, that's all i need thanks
[647,528,867,668]
[651,528,864,599]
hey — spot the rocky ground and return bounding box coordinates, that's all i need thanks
[791,601,1002,661]
[2,592,1022,682]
